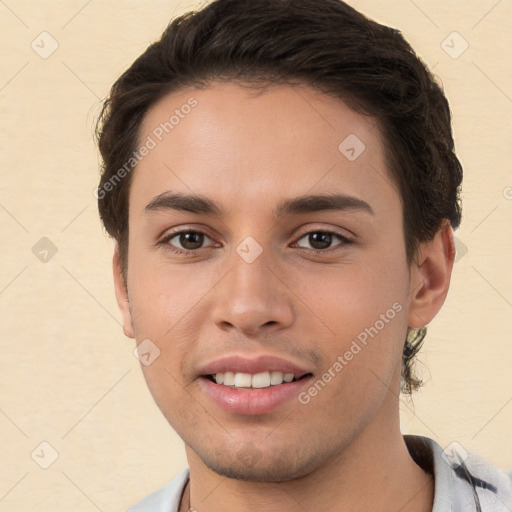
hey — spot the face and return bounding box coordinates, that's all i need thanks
[114,81,447,481]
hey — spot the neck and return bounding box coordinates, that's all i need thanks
[182,395,434,512]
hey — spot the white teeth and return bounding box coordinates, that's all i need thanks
[251,372,271,388]
[270,371,283,385]
[234,372,252,388]
[223,371,235,386]
[212,371,298,388]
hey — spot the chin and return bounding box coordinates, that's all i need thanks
[196,445,327,483]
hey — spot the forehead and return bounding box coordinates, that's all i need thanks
[131,81,396,216]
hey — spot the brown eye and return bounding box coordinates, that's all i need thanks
[163,230,214,253]
[307,232,333,250]
[177,232,205,250]
[295,231,348,251]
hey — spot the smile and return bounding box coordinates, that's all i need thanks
[211,371,300,388]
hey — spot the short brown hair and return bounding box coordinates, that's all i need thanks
[95,0,463,394]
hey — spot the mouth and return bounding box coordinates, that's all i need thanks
[200,372,314,415]
[204,371,312,389]
[197,355,315,415]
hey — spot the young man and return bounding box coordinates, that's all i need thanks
[95,0,512,510]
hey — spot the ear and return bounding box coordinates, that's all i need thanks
[113,241,135,339]
[408,220,456,328]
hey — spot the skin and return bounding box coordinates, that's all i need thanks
[113,81,455,511]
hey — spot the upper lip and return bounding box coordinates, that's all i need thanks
[198,354,312,379]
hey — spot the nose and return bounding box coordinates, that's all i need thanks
[210,248,295,337]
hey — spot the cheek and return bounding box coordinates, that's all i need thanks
[126,253,221,380]
[298,264,408,409]
[296,253,408,334]
[128,267,199,420]
[127,243,209,331]
[293,247,410,396]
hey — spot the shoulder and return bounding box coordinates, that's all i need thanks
[447,444,512,511]
[125,468,190,512]
[406,435,512,511]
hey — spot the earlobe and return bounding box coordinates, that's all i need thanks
[408,220,456,329]
[112,241,135,339]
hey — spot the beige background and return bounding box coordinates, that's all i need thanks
[0,0,511,510]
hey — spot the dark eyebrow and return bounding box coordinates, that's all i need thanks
[275,194,374,218]
[145,192,222,216]
[144,192,374,218]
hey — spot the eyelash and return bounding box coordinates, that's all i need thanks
[158,229,353,256]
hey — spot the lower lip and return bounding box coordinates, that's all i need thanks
[199,376,312,415]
